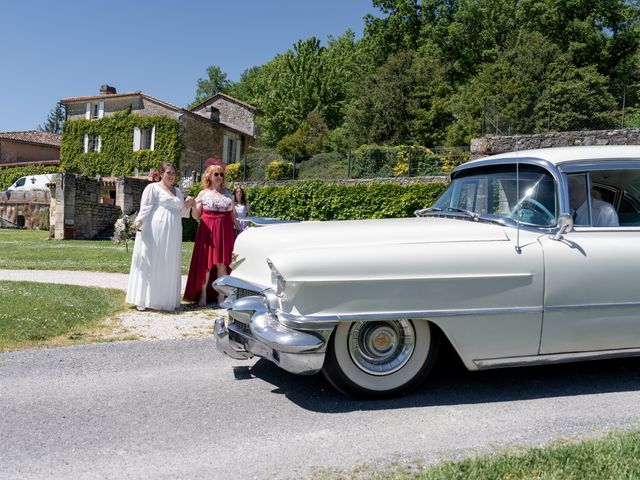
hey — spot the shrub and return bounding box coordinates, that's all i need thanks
[242,150,283,181]
[296,152,348,180]
[225,163,243,182]
[246,180,447,221]
[265,161,294,180]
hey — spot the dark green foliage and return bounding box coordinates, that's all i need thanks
[350,144,468,179]
[60,111,182,176]
[246,180,447,221]
[190,65,232,108]
[38,104,65,134]
[276,111,330,160]
[195,0,640,149]
[0,164,60,190]
[242,150,284,181]
[296,152,349,180]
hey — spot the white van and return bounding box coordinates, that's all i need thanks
[6,174,56,191]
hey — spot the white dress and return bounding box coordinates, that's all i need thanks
[126,182,190,311]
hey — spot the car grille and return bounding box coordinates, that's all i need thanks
[233,319,250,333]
[236,287,259,299]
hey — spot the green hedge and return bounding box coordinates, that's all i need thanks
[0,164,61,191]
[245,180,447,221]
[60,110,182,175]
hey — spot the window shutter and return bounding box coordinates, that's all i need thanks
[97,136,102,152]
[133,127,141,152]
[83,134,89,153]
[222,134,229,162]
[85,103,91,120]
[150,126,156,151]
[98,101,104,119]
[235,138,242,164]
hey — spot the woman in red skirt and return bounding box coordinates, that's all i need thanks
[184,163,242,306]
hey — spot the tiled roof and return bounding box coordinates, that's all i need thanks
[0,159,60,168]
[189,92,260,113]
[59,92,142,103]
[0,131,61,147]
[60,91,187,115]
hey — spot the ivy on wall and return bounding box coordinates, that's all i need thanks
[60,111,183,176]
[0,164,61,190]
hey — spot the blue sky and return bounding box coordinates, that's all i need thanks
[0,0,379,132]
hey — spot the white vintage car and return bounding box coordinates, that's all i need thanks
[213,145,640,397]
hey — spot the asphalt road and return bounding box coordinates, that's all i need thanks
[2,338,640,480]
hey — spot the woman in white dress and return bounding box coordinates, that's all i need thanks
[126,162,195,311]
[233,186,251,232]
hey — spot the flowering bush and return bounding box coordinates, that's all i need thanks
[113,214,138,252]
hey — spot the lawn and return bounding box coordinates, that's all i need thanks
[315,430,640,479]
[0,280,126,351]
[0,229,194,274]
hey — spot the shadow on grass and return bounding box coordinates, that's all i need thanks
[232,342,640,413]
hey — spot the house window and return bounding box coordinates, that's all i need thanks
[85,101,104,120]
[133,126,155,151]
[223,134,242,164]
[84,134,102,153]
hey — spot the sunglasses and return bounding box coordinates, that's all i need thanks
[212,172,225,178]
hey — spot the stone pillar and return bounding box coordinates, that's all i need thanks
[54,173,76,240]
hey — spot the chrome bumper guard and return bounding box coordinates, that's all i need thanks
[212,277,333,375]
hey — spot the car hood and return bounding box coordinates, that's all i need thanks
[231,216,510,287]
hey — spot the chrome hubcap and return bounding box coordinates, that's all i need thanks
[348,320,415,375]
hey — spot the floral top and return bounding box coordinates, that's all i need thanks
[200,189,233,212]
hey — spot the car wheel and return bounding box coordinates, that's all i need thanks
[322,319,439,398]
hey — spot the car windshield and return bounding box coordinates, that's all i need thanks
[430,165,558,227]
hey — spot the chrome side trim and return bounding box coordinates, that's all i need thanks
[558,160,640,173]
[277,306,542,328]
[544,302,640,311]
[474,347,640,370]
[278,303,640,328]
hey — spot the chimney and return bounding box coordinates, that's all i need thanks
[100,85,117,95]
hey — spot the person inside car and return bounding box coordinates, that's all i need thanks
[568,175,619,227]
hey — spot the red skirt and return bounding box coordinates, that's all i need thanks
[184,209,236,302]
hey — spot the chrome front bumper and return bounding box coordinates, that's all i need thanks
[212,277,334,375]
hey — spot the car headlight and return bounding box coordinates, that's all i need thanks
[266,258,286,297]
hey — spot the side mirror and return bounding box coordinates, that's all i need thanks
[551,213,573,241]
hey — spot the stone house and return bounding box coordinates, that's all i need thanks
[189,92,261,164]
[0,131,60,167]
[59,85,259,178]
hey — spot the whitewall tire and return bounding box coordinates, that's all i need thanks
[322,319,439,398]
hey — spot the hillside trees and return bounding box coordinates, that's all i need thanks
[194,0,640,150]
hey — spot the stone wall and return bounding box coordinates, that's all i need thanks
[191,95,258,137]
[179,114,243,176]
[470,128,640,158]
[51,173,150,240]
[116,176,149,216]
[0,190,50,229]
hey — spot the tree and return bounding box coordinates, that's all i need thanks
[345,50,415,146]
[38,104,65,134]
[190,65,232,107]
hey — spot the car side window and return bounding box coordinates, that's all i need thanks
[567,170,640,227]
[567,174,592,226]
